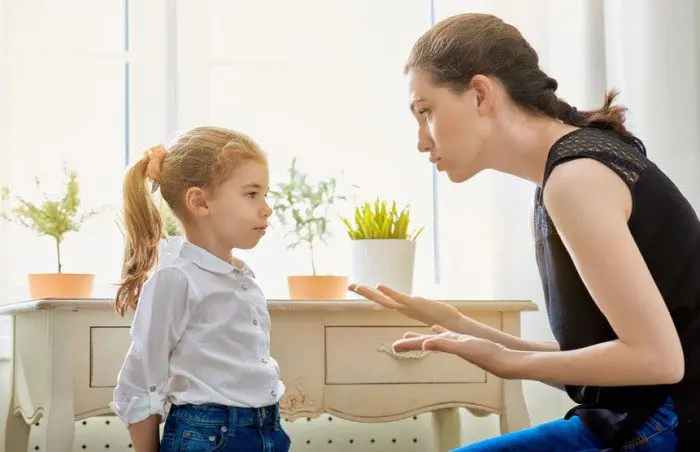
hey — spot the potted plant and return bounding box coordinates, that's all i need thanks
[1,168,101,299]
[116,198,184,271]
[269,157,348,300]
[341,199,424,294]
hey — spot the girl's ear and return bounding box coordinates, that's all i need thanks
[184,187,210,217]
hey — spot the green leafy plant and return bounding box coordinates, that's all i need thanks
[340,199,424,240]
[159,200,182,237]
[269,157,346,275]
[1,168,101,273]
[115,198,182,239]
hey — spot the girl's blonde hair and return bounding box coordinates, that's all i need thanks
[115,126,267,316]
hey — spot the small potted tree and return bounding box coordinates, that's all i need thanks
[341,199,424,294]
[270,157,348,300]
[1,168,101,299]
[116,198,184,272]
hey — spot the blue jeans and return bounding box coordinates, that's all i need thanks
[453,398,677,451]
[160,403,291,452]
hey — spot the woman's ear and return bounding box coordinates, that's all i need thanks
[469,74,496,115]
[184,187,210,217]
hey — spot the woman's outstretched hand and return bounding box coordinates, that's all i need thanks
[347,283,463,331]
[395,325,513,378]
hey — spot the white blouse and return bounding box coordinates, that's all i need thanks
[110,240,285,426]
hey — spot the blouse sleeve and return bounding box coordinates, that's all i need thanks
[110,267,190,426]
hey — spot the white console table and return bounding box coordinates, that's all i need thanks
[0,298,536,452]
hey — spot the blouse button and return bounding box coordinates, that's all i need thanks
[262,357,268,364]
[253,319,259,325]
[242,284,247,290]
[148,385,156,392]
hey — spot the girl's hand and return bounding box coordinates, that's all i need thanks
[348,283,463,331]
[393,325,514,378]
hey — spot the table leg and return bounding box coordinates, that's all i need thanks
[499,379,530,434]
[431,407,462,452]
[33,319,75,452]
[4,409,30,452]
[0,322,29,452]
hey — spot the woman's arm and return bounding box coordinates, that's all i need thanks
[453,314,560,352]
[396,158,684,388]
[508,158,684,386]
[348,284,559,352]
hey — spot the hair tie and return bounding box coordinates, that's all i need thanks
[144,144,166,193]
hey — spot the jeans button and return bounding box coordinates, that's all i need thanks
[209,435,216,441]
[221,426,228,433]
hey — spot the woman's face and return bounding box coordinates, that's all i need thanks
[408,69,496,183]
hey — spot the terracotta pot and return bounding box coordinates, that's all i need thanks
[287,275,349,300]
[28,273,95,299]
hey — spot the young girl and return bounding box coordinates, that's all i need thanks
[110,126,290,452]
[350,13,700,452]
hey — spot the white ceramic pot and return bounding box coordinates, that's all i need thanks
[350,239,417,295]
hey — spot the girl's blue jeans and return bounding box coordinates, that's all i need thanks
[453,397,677,451]
[160,402,291,452]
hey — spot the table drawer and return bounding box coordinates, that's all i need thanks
[325,326,487,384]
[90,326,131,387]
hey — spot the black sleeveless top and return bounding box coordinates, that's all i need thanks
[534,127,700,450]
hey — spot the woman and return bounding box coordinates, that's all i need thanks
[349,13,700,451]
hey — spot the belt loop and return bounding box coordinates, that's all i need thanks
[273,403,280,425]
[228,405,237,432]
[259,406,266,427]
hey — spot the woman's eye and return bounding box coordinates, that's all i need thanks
[418,109,429,117]
[246,191,258,198]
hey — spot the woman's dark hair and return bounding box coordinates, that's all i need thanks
[405,13,630,136]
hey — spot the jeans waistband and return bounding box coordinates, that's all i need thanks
[169,403,281,429]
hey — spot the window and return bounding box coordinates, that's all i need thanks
[174,0,437,298]
[1,0,498,302]
[0,0,166,301]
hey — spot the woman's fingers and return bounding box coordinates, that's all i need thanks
[403,331,424,339]
[348,284,403,310]
[392,335,430,352]
[376,285,416,306]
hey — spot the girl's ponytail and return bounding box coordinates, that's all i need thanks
[115,147,165,316]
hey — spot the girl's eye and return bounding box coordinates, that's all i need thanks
[247,191,258,198]
[418,109,429,117]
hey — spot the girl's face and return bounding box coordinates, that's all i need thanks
[408,69,497,183]
[186,161,272,251]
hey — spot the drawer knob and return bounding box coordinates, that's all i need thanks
[377,343,429,359]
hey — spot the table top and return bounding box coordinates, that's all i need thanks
[0,298,538,316]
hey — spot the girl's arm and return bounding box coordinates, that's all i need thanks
[111,268,191,450]
[506,158,684,386]
[128,415,161,452]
